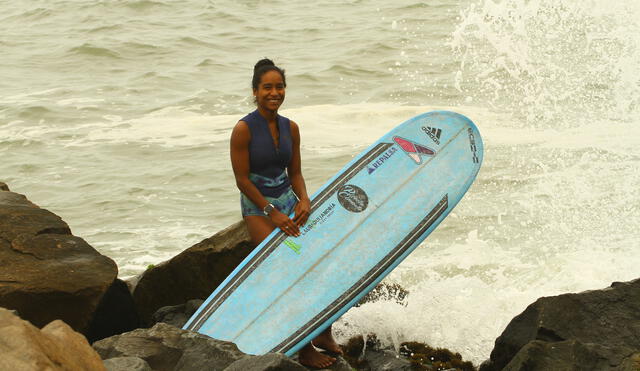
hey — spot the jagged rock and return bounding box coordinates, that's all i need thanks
[0,189,118,334]
[324,355,354,371]
[224,353,308,371]
[501,340,640,371]
[332,356,355,371]
[226,352,352,371]
[132,221,254,324]
[301,354,353,371]
[103,356,152,371]
[481,279,640,371]
[0,307,106,370]
[93,322,245,371]
[151,299,204,328]
[0,190,70,237]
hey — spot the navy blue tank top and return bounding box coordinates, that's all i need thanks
[241,110,292,197]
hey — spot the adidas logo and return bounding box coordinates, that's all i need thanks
[421,126,441,145]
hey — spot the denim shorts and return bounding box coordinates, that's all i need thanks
[241,187,299,217]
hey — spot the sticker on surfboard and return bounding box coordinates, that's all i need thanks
[393,136,435,164]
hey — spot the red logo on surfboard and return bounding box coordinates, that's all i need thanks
[393,136,435,164]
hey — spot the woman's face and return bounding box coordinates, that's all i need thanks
[254,70,285,112]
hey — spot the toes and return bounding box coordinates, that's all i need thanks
[316,355,335,368]
[321,357,334,368]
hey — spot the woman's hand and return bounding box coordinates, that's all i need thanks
[293,198,311,227]
[269,209,300,237]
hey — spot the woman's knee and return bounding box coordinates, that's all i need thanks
[244,216,276,245]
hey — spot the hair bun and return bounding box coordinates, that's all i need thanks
[251,58,286,91]
[254,58,275,71]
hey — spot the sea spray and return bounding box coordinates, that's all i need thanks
[450,0,640,126]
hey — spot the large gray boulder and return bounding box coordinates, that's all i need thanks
[93,322,246,371]
[481,278,640,371]
[132,221,254,324]
[502,340,640,371]
[103,356,152,371]
[0,187,119,334]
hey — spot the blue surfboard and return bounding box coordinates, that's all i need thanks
[184,110,483,356]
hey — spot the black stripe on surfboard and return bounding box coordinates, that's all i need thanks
[186,142,394,332]
[309,142,394,210]
[271,194,449,354]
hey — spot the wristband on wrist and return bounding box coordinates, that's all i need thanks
[263,203,276,216]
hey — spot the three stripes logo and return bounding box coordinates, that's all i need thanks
[421,126,442,145]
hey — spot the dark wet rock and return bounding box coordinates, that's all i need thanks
[481,278,640,371]
[86,278,141,343]
[0,190,70,238]
[324,356,354,371]
[224,353,308,371]
[399,341,475,371]
[93,322,245,371]
[500,340,640,371]
[150,299,204,328]
[0,189,118,334]
[341,334,475,371]
[224,351,353,371]
[0,182,9,191]
[132,221,254,324]
[0,307,106,370]
[363,349,413,371]
[103,356,152,371]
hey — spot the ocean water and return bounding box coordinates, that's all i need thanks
[1,0,638,364]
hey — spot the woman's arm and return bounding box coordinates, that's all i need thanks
[288,120,311,227]
[230,121,269,209]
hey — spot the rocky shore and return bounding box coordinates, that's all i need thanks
[1,182,638,370]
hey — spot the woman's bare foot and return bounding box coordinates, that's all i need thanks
[298,343,336,368]
[312,326,344,355]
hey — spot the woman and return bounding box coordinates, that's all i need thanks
[230,59,343,368]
